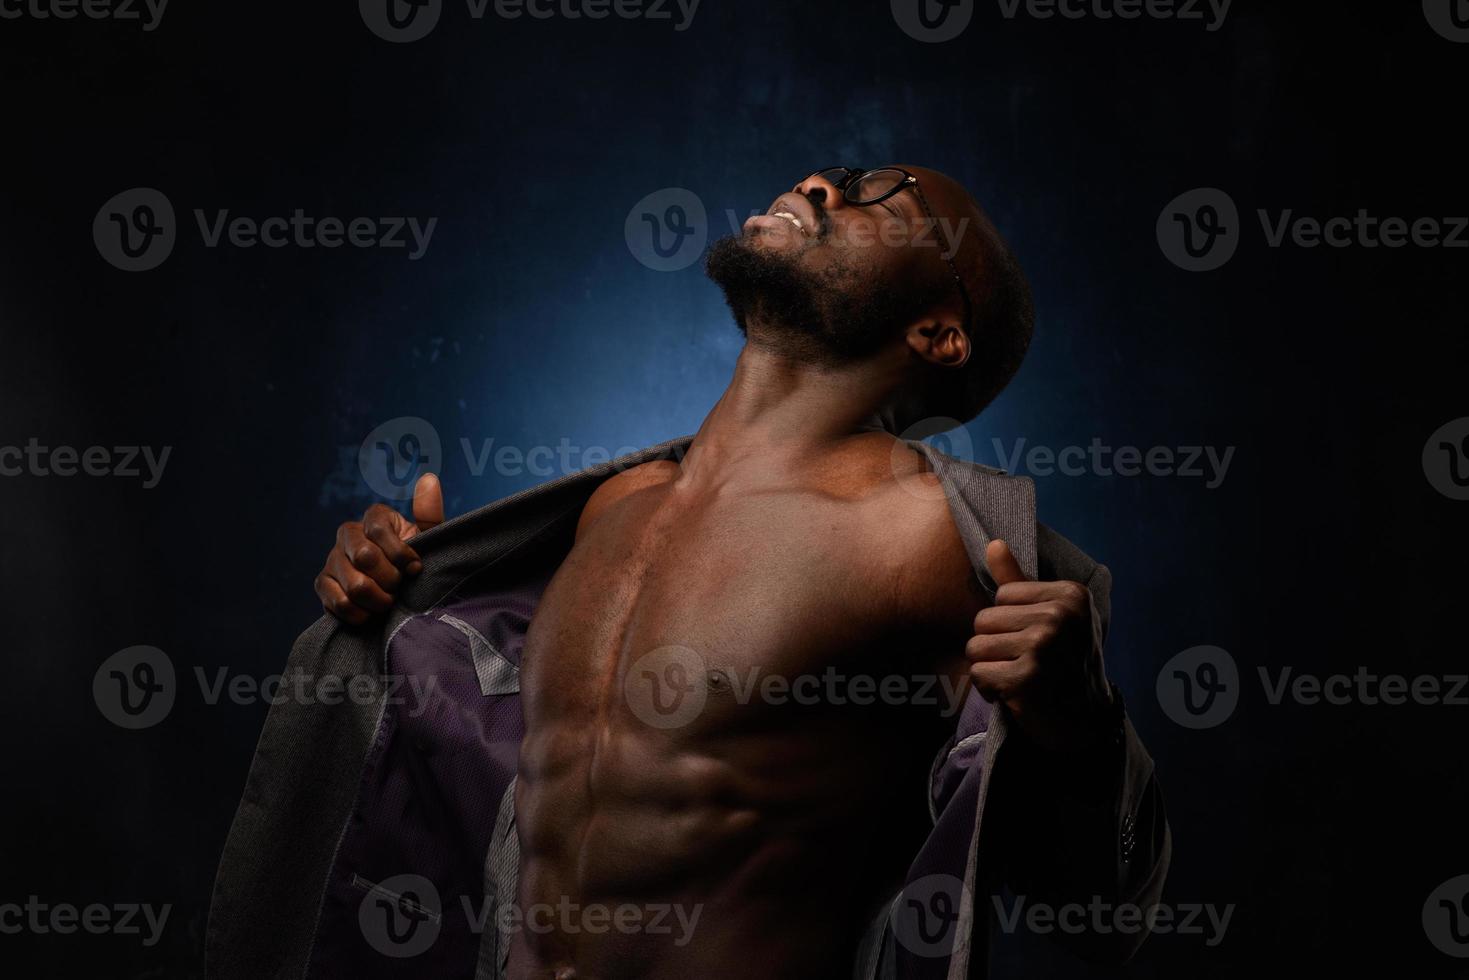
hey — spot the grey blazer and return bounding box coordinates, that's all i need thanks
[206,436,1170,980]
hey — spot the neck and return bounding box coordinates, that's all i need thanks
[680,338,906,482]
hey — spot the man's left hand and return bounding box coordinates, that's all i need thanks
[965,539,1115,753]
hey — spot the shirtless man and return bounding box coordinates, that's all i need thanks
[316,166,1125,978]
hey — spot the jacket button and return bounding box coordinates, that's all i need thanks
[1120,812,1137,861]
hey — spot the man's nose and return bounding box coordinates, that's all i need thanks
[792,171,848,211]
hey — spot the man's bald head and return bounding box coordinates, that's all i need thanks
[706,163,1033,427]
[889,165,1033,427]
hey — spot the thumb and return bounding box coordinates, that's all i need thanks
[986,539,1029,587]
[411,472,444,534]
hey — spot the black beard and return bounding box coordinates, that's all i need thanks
[704,233,913,366]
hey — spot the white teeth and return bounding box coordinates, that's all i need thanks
[772,211,804,231]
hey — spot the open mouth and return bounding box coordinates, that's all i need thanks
[769,210,805,233]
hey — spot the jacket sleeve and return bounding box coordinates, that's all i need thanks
[988,562,1172,965]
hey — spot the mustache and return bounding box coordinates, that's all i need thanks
[806,194,833,239]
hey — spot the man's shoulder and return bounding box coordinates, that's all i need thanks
[574,458,680,538]
[902,439,1107,586]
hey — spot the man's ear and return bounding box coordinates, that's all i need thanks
[904,315,970,369]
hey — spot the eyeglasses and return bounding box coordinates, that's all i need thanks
[802,166,973,333]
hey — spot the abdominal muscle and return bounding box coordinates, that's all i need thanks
[505,481,963,980]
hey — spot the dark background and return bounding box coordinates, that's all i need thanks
[2,1,1466,976]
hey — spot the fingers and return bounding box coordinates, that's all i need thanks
[320,523,396,617]
[968,656,1033,703]
[972,602,1066,636]
[985,539,1028,587]
[338,518,406,592]
[992,578,1091,609]
[315,490,438,625]
[315,571,369,626]
[964,630,1028,664]
[363,503,422,575]
[412,473,444,534]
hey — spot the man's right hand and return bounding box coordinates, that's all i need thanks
[315,473,445,624]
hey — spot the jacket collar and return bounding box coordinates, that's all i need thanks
[400,433,1037,609]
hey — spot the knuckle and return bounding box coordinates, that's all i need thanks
[344,578,375,603]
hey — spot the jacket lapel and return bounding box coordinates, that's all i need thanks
[908,440,1039,587]
[902,442,1038,980]
[396,436,695,614]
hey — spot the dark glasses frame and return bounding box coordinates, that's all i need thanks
[803,166,974,334]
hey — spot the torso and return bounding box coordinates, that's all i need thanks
[510,434,983,980]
